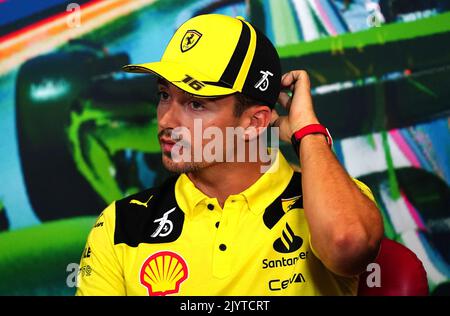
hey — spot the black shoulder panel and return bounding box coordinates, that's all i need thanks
[114,175,184,247]
[263,172,303,229]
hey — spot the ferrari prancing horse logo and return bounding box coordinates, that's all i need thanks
[181,30,202,52]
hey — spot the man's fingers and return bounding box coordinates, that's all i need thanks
[280,70,313,113]
[281,72,290,85]
[278,70,319,133]
[281,71,298,87]
[270,109,279,125]
[291,71,313,112]
[280,71,309,104]
[277,91,291,110]
[281,70,310,90]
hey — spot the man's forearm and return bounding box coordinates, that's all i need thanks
[299,134,383,277]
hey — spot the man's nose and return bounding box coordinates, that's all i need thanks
[158,101,180,129]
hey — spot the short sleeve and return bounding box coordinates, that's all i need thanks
[351,178,376,204]
[76,202,125,296]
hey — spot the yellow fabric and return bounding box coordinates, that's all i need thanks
[123,14,246,97]
[76,151,376,296]
[123,62,236,97]
[352,177,377,203]
[232,20,257,91]
[76,205,125,296]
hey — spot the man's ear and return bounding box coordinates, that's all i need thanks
[242,105,272,141]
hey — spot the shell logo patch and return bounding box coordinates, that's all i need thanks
[140,251,188,296]
[181,30,202,52]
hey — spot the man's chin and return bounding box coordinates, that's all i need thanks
[161,153,204,174]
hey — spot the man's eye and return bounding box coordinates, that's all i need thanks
[189,101,204,111]
[157,91,169,100]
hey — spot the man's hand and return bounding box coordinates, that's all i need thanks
[270,70,320,143]
[277,71,384,277]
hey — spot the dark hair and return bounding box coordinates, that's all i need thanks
[233,93,272,117]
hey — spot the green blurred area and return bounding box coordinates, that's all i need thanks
[0,217,95,295]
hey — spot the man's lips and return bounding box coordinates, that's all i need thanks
[160,138,176,152]
[160,137,176,144]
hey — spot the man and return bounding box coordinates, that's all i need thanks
[76,14,383,296]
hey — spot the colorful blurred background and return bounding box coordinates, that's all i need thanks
[0,0,449,295]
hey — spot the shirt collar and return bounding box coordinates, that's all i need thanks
[175,149,294,216]
[240,149,293,214]
[175,173,208,216]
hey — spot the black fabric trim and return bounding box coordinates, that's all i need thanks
[114,175,184,247]
[202,81,233,88]
[218,20,251,88]
[240,26,281,107]
[263,172,303,229]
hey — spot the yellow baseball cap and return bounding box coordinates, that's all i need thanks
[122,14,281,107]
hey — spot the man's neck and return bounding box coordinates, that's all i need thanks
[186,161,266,208]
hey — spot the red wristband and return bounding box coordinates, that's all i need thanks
[291,124,333,154]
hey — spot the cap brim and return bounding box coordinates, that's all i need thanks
[122,61,236,98]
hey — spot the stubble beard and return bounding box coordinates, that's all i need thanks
[161,151,211,174]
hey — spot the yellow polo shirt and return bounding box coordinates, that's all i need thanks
[76,151,375,296]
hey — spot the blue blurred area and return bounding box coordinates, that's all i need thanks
[0,0,75,27]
